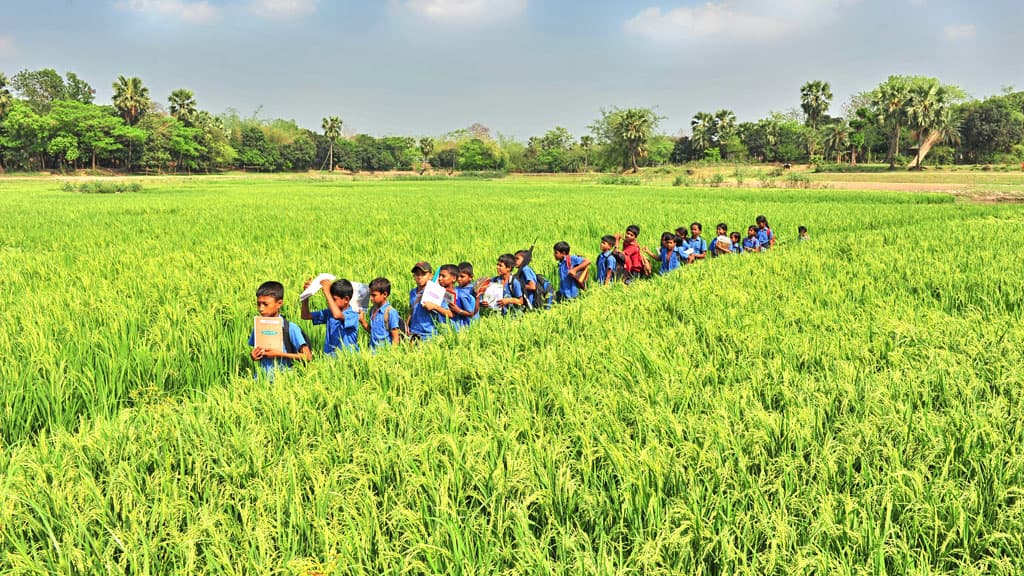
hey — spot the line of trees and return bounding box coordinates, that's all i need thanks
[1,69,1023,174]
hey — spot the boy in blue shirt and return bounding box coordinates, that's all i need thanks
[360,277,404,349]
[437,263,473,330]
[744,225,762,252]
[408,261,451,340]
[478,253,525,316]
[453,262,479,328]
[553,241,590,302]
[300,277,360,355]
[596,234,618,285]
[248,280,311,377]
[514,250,539,308]
[685,222,708,264]
[643,232,685,274]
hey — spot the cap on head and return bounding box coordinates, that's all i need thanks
[411,261,433,274]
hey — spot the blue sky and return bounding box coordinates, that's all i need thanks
[1,0,1021,139]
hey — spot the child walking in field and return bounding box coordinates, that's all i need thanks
[451,262,479,329]
[730,231,743,254]
[711,223,732,257]
[743,226,762,252]
[643,232,685,275]
[553,241,591,302]
[407,261,451,341]
[514,250,539,309]
[614,224,648,281]
[685,222,708,263]
[300,277,360,355]
[248,280,311,378]
[596,234,618,285]
[798,225,810,241]
[477,253,525,316]
[360,277,404,349]
[756,215,775,249]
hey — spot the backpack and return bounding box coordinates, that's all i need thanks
[598,251,627,283]
[381,305,408,338]
[518,269,554,311]
[280,317,310,355]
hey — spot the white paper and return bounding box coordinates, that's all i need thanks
[350,282,370,313]
[683,248,695,256]
[481,282,504,308]
[299,273,337,301]
[420,280,447,307]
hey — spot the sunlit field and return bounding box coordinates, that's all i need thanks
[2,176,1023,574]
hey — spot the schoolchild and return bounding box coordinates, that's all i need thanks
[300,277,360,355]
[614,224,648,280]
[685,222,708,263]
[642,232,685,275]
[248,280,311,377]
[756,215,776,249]
[674,226,689,248]
[514,250,539,308]
[743,225,762,252]
[798,225,810,241]
[478,253,525,316]
[730,231,743,254]
[452,262,479,328]
[407,261,451,340]
[711,223,732,257]
[553,241,591,301]
[360,277,404,349]
[596,234,618,285]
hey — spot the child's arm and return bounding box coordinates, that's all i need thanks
[358,310,369,331]
[499,280,524,308]
[422,301,454,319]
[262,346,312,362]
[320,280,346,320]
[390,328,402,345]
[570,256,591,275]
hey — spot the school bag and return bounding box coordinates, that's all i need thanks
[280,317,311,354]
[377,305,408,339]
[517,269,554,311]
[599,251,628,283]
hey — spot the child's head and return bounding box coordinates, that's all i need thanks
[438,264,459,288]
[368,277,391,307]
[553,241,570,261]
[674,226,688,240]
[329,279,354,309]
[690,222,703,237]
[457,262,474,287]
[660,231,676,249]
[716,222,727,236]
[256,281,284,317]
[411,261,432,288]
[600,234,615,252]
[798,225,808,236]
[497,253,516,277]
[514,250,531,268]
[625,225,640,244]
[748,225,757,237]
[756,215,769,229]
[730,231,741,243]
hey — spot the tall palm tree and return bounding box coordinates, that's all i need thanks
[800,80,833,156]
[873,76,910,169]
[908,100,961,169]
[0,72,12,121]
[690,111,716,154]
[322,116,342,171]
[168,89,197,125]
[823,122,850,163]
[579,135,593,171]
[713,109,737,141]
[112,75,150,126]
[617,108,657,172]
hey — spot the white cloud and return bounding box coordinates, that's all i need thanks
[117,0,219,24]
[402,0,527,26]
[624,0,860,44]
[944,23,976,40]
[0,35,15,59]
[249,0,318,20]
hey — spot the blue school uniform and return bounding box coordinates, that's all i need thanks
[557,255,586,300]
[453,285,478,329]
[596,250,617,284]
[686,236,707,259]
[518,265,538,308]
[731,242,743,254]
[659,246,684,274]
[369,302,402,349]
[757,227,774,249]
[248,317,308,378]
[408,287,449,339]
[743,236,761,252]
[309,308,360,355]
[489,275,524,316]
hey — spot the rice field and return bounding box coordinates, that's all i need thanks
[1,176,1023,574]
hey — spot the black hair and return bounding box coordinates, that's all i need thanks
[368,277,391,296]
[330,279,354,300]
[748,225,757,233]
[756,215,769,226]
[601,234,616,245]
[730,231,741,240]
[691,222,703,232]
[675,226,688,236]
[798,225,808,234]
[626,224,640,236]
[515,249,532,267]
[716,222,727,232]
[458,262,474,277]
[439,264,459,277]
[553,241,570,254]
[661,231,676,243]
[256,281,284,301]
[497,253,517,269]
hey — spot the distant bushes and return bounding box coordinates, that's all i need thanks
[62,181,143,194]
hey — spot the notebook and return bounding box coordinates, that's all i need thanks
[253,316,285,352]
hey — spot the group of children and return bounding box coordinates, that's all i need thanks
[249,215,805,376]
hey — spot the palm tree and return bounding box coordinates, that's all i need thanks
[823,122,850,163]
[616,108,658,173]
[800,80,833,156]
[321,116,342,171]
[873,76,910,169]
[168,89,197,125]
[908,101,961,169]
[713,109,737,141]
[112,75,150,126]
[579,135,593,171]
[690,112,716,154]
[0,72,11,121]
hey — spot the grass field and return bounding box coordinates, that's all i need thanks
[2,176,1024,574]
